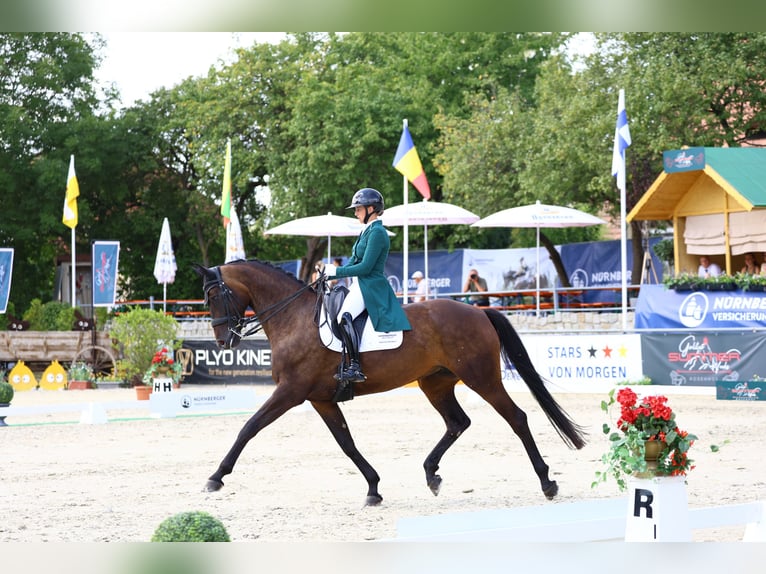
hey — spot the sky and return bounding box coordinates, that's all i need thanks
[94,32,285,107]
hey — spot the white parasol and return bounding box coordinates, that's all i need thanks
[265,211,392,261]
[472,200,606,315]
[153,217,177,311]
[382,200,479,300]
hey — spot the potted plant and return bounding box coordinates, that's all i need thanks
[67,361,95,390]
[701,273,737,291]
[143,347,182,388]
[734,271,766,292]
[0,373,13,427]
[662,272,699,291]
[110,307,181,398]
[592,387,697,491]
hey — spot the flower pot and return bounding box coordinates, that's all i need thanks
[135,385,153,400]
[0,402,9,426]
[643,439,667,472]
[68,380,92,390]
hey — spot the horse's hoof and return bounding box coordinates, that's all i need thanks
[203,479,224,492]
[542,480,558,500]
[364,494,383,507]
[428,474,442,496]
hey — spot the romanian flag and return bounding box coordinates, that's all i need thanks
[393,125,431,200]
[62,155,79,229]
[221,139,232,228]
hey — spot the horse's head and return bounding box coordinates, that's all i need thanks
[194,263,248,349]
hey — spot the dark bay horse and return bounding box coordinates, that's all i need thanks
[194,260,586,506]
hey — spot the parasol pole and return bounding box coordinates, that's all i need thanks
[535,226,540,317]
[402,119,409,303]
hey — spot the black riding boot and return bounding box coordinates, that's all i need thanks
[334,312,366,384]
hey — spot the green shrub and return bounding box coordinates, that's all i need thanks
[110,307,181,386]
[0,381,13,404]
[22,299,77,330]
[151,511,230,542]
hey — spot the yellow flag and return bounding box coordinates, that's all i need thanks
[220,139,232,228]
[62,155,79,229]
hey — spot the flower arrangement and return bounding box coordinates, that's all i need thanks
[592,387,697,491]
[143,347,182,385]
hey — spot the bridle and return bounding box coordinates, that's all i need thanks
[202,265,319,347]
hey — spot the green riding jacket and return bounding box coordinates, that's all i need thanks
[333,219,412,333]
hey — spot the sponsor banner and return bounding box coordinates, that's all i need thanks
[385,249,464,298]
[507,333,644,390]
[716,380,765,401]
[662,147,705,173]
[0,248,13,314]
[641,331,766,387]
[92,241,120,306]
[179,339,273,384]
[635,285,766,329]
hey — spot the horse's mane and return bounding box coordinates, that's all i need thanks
[229,258,311,289]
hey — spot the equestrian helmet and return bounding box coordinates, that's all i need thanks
[348,188,384,214]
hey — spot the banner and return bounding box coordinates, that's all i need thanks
[515,333,644,390]
[641,331,766,387]
[179,339,273,384]
[385,249,463,298]
[635,284,766,329]
[0,248,13,314]
[92,241,120,307]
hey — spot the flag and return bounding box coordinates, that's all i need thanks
[62,155,79,228]
[393,125,431,200]
[611,89,631,192]
[221,139,232,228]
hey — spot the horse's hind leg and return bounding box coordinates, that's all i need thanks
[418,373,472,496]
[311,400,382,507]
[468,382,558,499]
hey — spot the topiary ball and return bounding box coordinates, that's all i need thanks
[0,381,14,404]
[151,511,230,542]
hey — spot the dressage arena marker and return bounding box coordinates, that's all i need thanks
[0,388,265,424]
[393,497,766,542]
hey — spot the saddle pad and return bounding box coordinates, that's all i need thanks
[318,311,403,352]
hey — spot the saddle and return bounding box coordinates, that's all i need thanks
[317,283,403,353]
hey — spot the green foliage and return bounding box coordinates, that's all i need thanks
[110,308,181,386]
[22,299,76,330]
[68,361,93,382]
[0,380,14,404]
[151,511,230,542]
[653,239,674,263]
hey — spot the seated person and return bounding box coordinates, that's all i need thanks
[463,268,489,306]
[698,256,721,278]
[741,252,760,275]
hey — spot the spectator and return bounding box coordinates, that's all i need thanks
[698,256,721,278]
[463,268,489,306]
[411,270,428,302]
[741,252,760,275]
[330,257,348,288]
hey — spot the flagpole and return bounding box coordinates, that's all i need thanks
[70,226,76,308]
[612,89,632,332]
[402,119,409,304]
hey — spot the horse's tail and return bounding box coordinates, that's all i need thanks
[483,308,587,450]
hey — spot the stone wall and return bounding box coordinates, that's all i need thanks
[177,311,636,339]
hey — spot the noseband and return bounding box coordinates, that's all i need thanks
[202,266,255,347]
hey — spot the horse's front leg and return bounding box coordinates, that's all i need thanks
[311,400,382,506]
[204,387,302,492]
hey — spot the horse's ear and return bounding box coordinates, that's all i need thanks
[192,263,209,278]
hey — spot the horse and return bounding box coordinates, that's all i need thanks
[193,260,586,506]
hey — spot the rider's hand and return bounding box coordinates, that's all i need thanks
[323,263,336,277]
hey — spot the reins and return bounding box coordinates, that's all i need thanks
[204,265,322,341]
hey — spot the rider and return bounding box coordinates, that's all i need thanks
[322,188,411,386]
